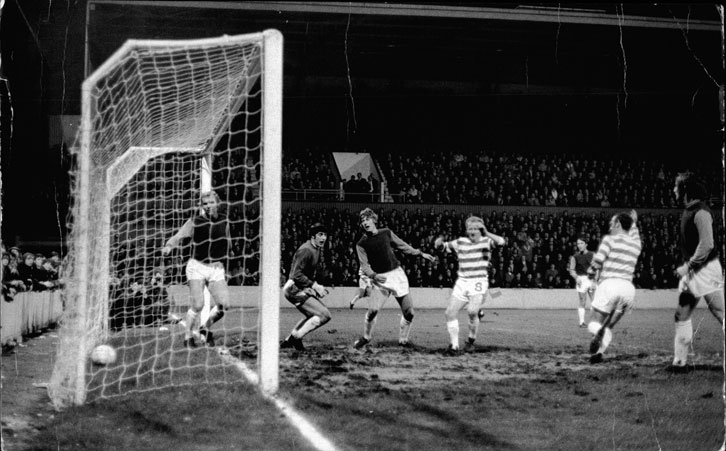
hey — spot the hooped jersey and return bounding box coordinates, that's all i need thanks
[442,236,495,279]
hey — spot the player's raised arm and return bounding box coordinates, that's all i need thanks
[482,226,506,246]
[162,219,193,255]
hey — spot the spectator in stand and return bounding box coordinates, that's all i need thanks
[357,173,371,201]
[8,246,21,262]
[367,175,379,199]
[343,175,358,201]
[32,256,57,291]
[17,253,36,291]
[3,253,26,297]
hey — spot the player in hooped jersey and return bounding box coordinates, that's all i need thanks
[280,223,332,351]
[353,208,436,349]
[568,236,595,327]
[586,210,641,363]
[434,216,506,354]
[162,191,230,348]
[670,172,724,371]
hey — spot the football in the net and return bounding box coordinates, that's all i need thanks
[91,344,117,365]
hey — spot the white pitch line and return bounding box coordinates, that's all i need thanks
[218,349,338,451]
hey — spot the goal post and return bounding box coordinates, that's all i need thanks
[49,30,283,408]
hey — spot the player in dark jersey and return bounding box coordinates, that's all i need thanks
[353,208,436,349]
[669,172,724,371]
[162,191,230,348]
[280,223,332,351]
[568,235,595,327]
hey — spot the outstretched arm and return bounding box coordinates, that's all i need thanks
[390,230,435,262]
[162,219,193,255]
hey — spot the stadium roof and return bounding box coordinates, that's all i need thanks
[82,2,722,98]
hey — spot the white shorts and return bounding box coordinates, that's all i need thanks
[372,266,409,298]
[680,259,724,298]
[576,275,595,294]
[452,277,488,303]
[591,278,636,314]
[359,274,373,290]
[185,258,226,283]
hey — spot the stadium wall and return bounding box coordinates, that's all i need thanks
[166,285,695,310]
[1,291,63,345]
[280,200,691,217]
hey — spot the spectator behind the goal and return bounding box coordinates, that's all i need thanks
[17,252,35,291]
[162,190,231,348]
[2,252,26,299]
[33,256,58,291]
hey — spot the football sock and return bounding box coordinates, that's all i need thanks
[578,307,585,324]
[597,327,613,354]
[467,314,479,340]
[363,313,377,340]
[673,319,692,366]
[294,316,322,339]
[446,320,459,349]
[399,317,412,342]
[202,305,223,329]
[184,310,198,339]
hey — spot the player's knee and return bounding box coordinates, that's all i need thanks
[319,311,332,324]
[366,310,378,322]
[444,308,458,321]
[307,316,322,328]
[587,321,601,335]
[403,309,414,323]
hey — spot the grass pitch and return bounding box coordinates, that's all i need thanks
[18,308,726,450]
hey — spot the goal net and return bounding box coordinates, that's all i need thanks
[48,31,282,409]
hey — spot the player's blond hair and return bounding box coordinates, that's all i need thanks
[465,216,485,231]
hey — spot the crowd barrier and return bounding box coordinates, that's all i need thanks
[1,290,63,346]
[166,285,696,310]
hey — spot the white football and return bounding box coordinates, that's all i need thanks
[91,344,117,365]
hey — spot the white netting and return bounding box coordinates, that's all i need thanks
[49,32,282,408]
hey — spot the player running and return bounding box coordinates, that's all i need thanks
[162,191,230,348]
[280,223,332,351]
[586,210,642,364]
[568,235,595,327]
[353,208,435,349]
[434,216,505,354]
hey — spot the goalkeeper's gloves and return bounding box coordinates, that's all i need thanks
[311,282,329,299]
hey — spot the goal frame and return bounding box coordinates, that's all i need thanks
[70,30,282,405]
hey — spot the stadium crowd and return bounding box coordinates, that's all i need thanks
[377,148,722,207]
[6,149,722,300]
[1,245,62,300]
[268,206,722,291]
[277,146,722,208]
